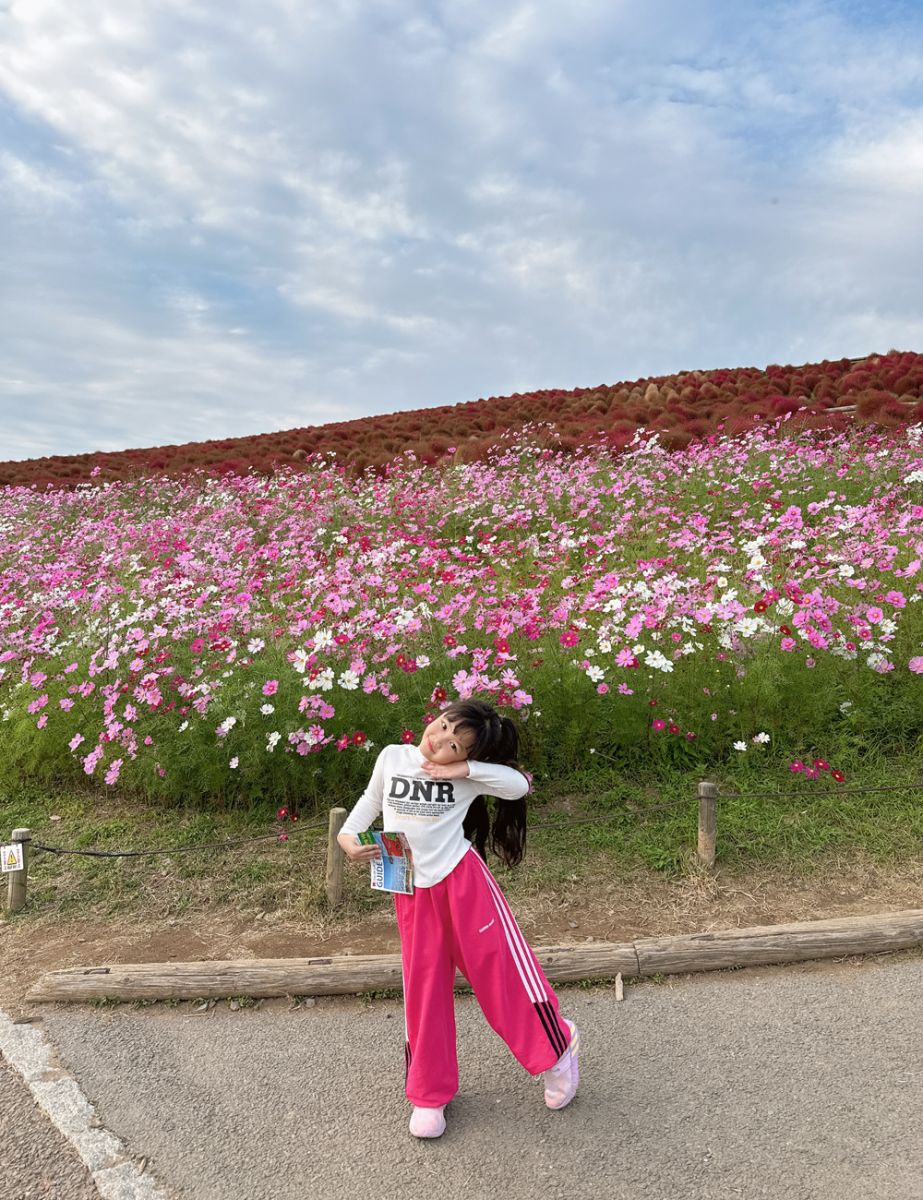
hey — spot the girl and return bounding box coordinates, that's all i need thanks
[337,699,580,1139]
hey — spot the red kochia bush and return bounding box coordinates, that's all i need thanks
[1,350,921,488]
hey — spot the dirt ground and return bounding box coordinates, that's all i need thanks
[2,849,921,1016]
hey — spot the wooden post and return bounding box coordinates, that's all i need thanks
[6,828,31,914]
[697,781,717,868]
[326,807,347,907]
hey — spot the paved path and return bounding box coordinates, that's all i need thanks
[5,954,923,1200]
[0,1054,100,1200]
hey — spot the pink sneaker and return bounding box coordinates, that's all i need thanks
[409,1105,446,1138]
[543,1019,580,1110]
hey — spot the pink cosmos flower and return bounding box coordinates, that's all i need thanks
[617,683,633,695]
[262,680,279,696]
[69,733,85,751]
[651,719,666,731]
[908,657,923,674]
[82,746,103,775]
[789,760,804,772]
[866,607,884,624]
[615,648,635,667]
[28,694,48,714]
[559,630,579,647]
[105,759,123,785]
[596,683,609,694]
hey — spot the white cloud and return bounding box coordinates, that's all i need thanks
[0,0,922,460]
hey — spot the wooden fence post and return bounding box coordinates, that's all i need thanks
[6,828,31,914]
[326,808,347,907]
[697,782,717,868]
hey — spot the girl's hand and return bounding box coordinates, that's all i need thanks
[337,833,381,863]
[421,760,470,780]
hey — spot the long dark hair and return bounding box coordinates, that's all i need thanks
[442,700,528,867]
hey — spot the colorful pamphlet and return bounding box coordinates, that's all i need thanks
[355,830,414,895]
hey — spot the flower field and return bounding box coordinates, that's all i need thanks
[0,418,921,811]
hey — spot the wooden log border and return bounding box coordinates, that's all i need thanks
[27,909,923,1003]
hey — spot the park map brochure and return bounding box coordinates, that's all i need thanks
[356,831,414,894]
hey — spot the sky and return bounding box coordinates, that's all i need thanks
[1,0,923,463]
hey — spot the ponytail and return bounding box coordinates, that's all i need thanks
[463,791,528,867]
[444,702,529,867]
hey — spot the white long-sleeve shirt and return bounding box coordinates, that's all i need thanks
[339,743,530,888]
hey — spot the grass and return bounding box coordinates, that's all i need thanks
[1,748,921,926]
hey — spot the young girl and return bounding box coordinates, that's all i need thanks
[337,699,580,1139]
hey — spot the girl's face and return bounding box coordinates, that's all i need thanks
[419,714,476,765]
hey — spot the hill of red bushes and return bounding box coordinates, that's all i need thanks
[3,350,922,487]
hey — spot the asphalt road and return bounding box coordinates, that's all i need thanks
[8,954,923,1200]
[0,1054,100,1200]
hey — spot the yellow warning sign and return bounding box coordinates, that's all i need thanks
[1,844,24,873]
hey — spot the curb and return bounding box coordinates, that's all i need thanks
[26,909,923,1003]
[0,1006,174,1199]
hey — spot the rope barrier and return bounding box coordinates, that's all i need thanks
[30,817,327,860]
[14,776,922,874]
[716,782,923,800]
[531,795,694,829]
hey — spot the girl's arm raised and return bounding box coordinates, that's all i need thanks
[464,760,531,800]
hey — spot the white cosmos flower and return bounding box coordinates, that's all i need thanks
[229,757,239,769]
[247,638,265,653]
[314,668,334,691]
[267,731,281,751]
[586,665,604,682]
[752,731,771,744]
[312,628,334,651]
[291,648,310,674]
[338,670,360,690]
[260,704,275,715]
[733,741,747,752]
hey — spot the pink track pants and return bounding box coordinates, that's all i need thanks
[394,847,569,1107]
